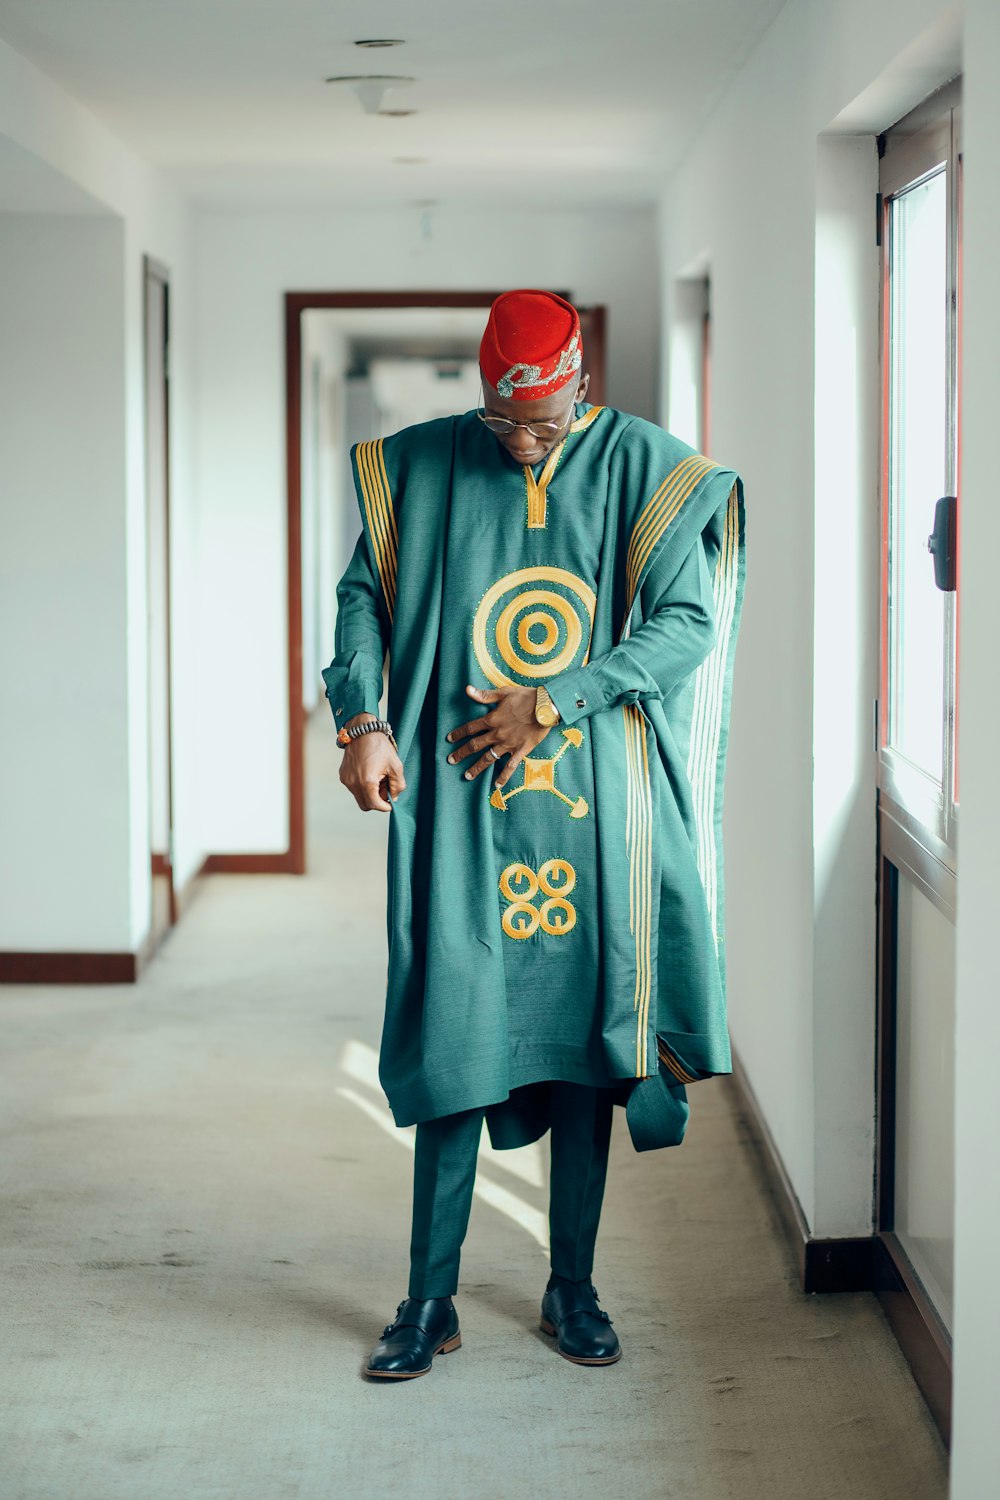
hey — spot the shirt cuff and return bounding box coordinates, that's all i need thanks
[544,665,604,727]
[324,679,383,732]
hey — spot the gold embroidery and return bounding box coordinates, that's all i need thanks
[657,1037,698,1084]
[499,862,537,902]
[538,857,576,896]
[495,590,583,675]
[568,406,605,435]
[490,727,589,819]
[623,703,654,1076]
[539,898,576,936]
[517,611,558,656]
[354,439,399,621]
[499,858,578,940]
[502,901,541,940]
[472,567,596,687]
[522,406,606,529]
[524,443,564,530]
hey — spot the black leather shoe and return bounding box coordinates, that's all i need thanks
[364,1296,461,1380]
[540,1276,622,1365]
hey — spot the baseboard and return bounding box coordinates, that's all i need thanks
[874,1233,952,1444]
[174,856,209,919]
[728,1051,873,1293]
[0,951,138,984]
[0,854,284,987]
[728,1048,951,1444]
[202,852,301,874]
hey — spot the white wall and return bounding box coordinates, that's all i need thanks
[300,316,351,713]
[0,216,129,949]
[661,0,961,1239]
[194,205,659,853]
[0,39,199,950]
[951,0,1000,1490]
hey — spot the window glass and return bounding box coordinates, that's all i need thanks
[887,169,948,783]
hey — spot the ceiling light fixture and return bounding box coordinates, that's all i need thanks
[354,39,405,48]
[325,74,414,115]
[379,109,417,118]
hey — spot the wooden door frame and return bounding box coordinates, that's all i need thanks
[283,291,509,873]
[143,254,177,929]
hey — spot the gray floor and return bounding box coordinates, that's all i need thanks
[1,711,947,1500]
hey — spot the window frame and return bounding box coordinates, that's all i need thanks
[877,76,962,894]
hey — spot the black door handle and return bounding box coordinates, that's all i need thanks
[927,495,957,592]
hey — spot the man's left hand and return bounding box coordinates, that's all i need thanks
[446,684,553,790]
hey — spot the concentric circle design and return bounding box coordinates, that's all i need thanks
[472,567,596,687]
[517,611,558,656]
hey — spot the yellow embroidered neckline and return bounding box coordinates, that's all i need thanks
[523,405,606,530]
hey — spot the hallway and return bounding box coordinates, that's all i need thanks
[1,711,946,1500]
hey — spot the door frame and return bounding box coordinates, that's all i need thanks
[283,291,507,873]
[283,289,607,871]
[143,254,177,931]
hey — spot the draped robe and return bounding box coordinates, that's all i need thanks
[322,404,746,1152]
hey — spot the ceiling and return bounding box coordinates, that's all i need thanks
[0,0,789,208]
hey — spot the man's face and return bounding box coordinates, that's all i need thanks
[479,371,592,465]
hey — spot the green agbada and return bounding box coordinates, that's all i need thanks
[322,403,745,1153]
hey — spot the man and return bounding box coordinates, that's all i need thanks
[322,289,745,1380]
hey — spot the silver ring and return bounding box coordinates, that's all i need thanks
[487,746,500,761]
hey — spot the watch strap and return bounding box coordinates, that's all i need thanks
[534,686,561,726]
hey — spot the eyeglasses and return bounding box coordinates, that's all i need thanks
[475,384,576,439]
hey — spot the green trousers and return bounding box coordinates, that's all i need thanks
[408,1081,615,1299]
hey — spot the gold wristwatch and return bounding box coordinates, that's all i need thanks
[534,686,561,728]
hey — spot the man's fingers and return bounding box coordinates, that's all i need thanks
[494,751,523,790]
[446,714,494,745]
[447,734,493,764]
[465,684,501,703]
[362,776,392,812]
[387,758,407,795]
[461,752,502,781]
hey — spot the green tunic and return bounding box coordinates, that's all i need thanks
[322,404,745,1152]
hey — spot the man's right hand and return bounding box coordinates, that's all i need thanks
[338,715,406,812]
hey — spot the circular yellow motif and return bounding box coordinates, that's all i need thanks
[517,611,559,656]
[538,858,576,898]
[539,898,577,935]
[499,862,538,902]
[503,901,540,940]
[495,591,582,678]
[473,567,596,687]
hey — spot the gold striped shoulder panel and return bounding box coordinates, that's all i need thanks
[355,439,399,622]
[624,453,721,620]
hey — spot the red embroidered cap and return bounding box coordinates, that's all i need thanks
[479,289,583,401]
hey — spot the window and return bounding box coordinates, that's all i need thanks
[879,78,961,854]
